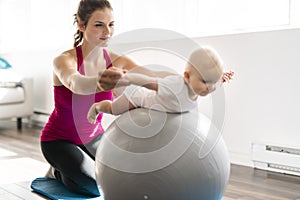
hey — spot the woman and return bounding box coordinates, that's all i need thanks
[40,0,138,196]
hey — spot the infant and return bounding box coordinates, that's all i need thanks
[87,46,234,123]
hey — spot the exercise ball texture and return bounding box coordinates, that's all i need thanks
[95,108,230,200]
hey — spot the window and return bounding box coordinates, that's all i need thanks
[0,0,31,52]
[0,0,78,52]
[110,0,294,36]
[0,0,298,52]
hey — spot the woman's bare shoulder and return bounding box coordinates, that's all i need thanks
[53,48,77,66]
[52,48,77,85]
[55,49,76,61]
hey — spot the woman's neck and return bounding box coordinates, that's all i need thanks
[80,42,104,61]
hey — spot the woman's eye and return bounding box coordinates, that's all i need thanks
[95,23,104,27]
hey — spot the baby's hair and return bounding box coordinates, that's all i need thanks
[203,46,224,69]
[189,46,223,71]
[187,46,224,82]
[73,0,113,47]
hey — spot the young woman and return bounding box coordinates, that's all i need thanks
[40,0,138,196]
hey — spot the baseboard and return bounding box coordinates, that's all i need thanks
[228,151,253,168]
[31,111,50,127]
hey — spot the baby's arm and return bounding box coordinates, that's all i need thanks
[87,100,113,124]
[123,73,159,92]
[87,94,136,122]
[128,66,176,78]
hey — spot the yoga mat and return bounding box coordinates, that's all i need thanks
[31,177,103,200]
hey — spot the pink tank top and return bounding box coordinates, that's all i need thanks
[40,46,113,145]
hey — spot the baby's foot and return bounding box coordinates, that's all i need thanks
[87,103,99,124]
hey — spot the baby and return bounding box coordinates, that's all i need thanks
[87,46,234,124]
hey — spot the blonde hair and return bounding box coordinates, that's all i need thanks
[187,46,223,81]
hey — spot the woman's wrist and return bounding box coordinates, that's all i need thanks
[96,81,105,92]
[97,68,130,92]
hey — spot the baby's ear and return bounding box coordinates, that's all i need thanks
[184,71,190,81]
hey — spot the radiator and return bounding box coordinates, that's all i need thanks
[251,143,300,176]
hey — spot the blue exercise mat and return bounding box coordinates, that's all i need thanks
[30,177,103,200]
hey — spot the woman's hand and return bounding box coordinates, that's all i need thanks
[97,67,129,91]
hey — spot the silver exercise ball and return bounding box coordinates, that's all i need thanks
[95,108,230,200]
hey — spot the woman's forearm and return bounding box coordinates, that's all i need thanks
[67,67,129,95]
[68,74,100,95]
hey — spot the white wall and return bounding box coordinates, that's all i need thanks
[193,28,300,166]
[1,28,300,167]
[0,49,59,113]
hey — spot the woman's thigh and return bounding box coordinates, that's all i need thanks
[82,133,103,159]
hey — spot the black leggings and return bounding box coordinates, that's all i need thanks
[41,134,103,197]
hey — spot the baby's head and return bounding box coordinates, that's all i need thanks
[184,46,223,97]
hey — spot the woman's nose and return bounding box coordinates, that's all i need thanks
[103,25,110,35]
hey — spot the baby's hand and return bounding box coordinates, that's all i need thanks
[87,103,99,124]
[222,70,235,83]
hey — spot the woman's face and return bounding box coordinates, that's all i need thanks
[81,8,114,47]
